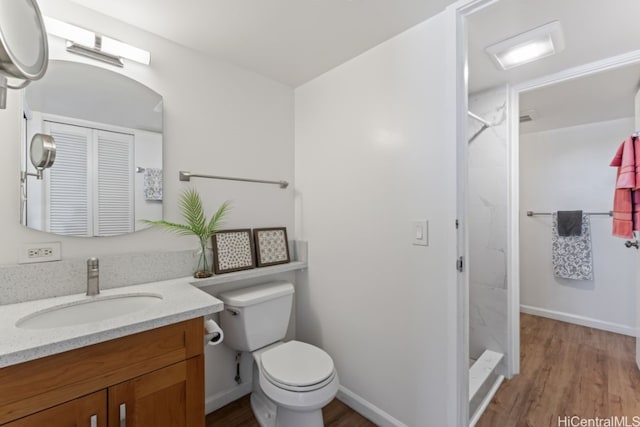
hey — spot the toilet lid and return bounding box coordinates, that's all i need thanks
[261,341,334,387]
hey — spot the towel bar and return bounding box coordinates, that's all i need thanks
[179,171,289,189]
[526,210,612,217]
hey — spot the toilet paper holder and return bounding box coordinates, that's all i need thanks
[204,318,224,346]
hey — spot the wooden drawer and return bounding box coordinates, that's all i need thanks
[0,317,203,424]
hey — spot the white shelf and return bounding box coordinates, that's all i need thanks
[190,261,308,289]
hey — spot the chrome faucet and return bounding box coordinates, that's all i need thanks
[86,257,100,296]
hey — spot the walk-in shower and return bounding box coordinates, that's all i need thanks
[467,110,503,143]
[467,89,508,426]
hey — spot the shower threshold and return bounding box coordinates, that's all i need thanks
[469,350,504,427]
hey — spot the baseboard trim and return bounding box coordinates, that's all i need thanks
[520,305,635,337]
[205,383,252,415]
[336,386,408,427]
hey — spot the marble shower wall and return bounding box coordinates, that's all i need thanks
[468,86,508,368]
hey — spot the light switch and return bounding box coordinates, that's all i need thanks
[412,220,428,246]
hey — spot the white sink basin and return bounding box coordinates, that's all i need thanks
[16,293,163,329]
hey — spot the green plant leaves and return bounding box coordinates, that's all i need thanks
[141,188,231,243]
[207,200,231,236]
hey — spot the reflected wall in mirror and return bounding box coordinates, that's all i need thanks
[21,60,163,237]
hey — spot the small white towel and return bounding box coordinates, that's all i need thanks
[552,213,593,280]
[143,168,163,201]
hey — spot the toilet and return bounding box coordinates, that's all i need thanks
[218,281,338,427]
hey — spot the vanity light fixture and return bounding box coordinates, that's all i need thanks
[65,40,124,68]
[101,36,150,65]
[43,16,94,47]
[485,21,564,70]
[43,17,150,67]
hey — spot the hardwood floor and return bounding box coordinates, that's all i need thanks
[206,395,376,427]
[206,314,640,426]
[477,313,640,427]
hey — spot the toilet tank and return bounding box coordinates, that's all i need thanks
[218,281,294,352]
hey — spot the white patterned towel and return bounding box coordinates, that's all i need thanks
[552,213,593,280]
[143,168,163,201]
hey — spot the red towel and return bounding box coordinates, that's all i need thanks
[611,136,639,238]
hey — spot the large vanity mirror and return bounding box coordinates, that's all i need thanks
[21,60,163,237]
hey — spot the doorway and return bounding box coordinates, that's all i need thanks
[486,49,640,426]
[464,0,640,424]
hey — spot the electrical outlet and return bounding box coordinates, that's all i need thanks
[19,242,61,264]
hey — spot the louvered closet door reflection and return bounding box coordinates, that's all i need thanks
[44,122,134,237]
[95,130,134,236]
[45,122,92,236]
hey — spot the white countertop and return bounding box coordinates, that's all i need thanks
[0,277,223,369]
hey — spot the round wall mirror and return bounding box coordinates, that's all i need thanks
[22,61,164,237]
[0,0,48,83]
[29,133,56,172]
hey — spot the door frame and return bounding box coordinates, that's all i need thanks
[450,0,499,425]
[506,48,640,377]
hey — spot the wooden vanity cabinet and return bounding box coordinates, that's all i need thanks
[3,391,107,427]
[108,356,203,427]
[0,318,205,427]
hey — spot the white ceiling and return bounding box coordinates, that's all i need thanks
[468,0,640,133]
[65,0,640,132]
[69,0,456,87]
[468,0,640,93]
[519,63,640,134]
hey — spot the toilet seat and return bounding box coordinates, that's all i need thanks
[260,341,336,392]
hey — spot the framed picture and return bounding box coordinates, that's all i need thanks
[212,229,255,274]
[253,227,290,267]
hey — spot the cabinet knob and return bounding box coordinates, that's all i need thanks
[119,403,126,427]
[90,415,97,427]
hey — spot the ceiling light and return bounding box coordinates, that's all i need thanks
[486,21,564,70]
[43,16,150,66]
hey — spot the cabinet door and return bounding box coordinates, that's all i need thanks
[108,356,204,427]
[3,390,106,427]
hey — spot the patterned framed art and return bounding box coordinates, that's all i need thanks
[212,229,256,274]
[253,227,290,267]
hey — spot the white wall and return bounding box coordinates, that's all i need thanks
[1,0,294,413]
[295,10,458,427]
[520,117,636,334]
[468,86,508,368]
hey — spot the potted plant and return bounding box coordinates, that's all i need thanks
[142,188,230,278]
